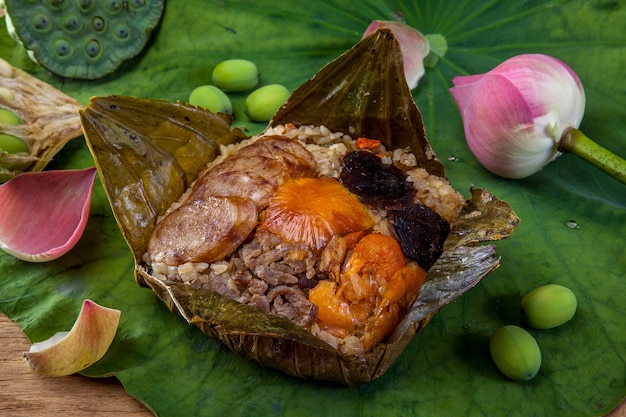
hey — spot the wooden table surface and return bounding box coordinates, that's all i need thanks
[1,312,624,417]
[0,313,152,416]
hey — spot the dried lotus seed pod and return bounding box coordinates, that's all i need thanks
[2,0,164,80]
[0,108,28,153]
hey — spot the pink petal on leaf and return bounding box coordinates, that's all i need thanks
[23,299,121,376]
[363,20,429,89]
[0,167,97,262]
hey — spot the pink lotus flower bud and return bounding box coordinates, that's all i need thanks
[449,54,585,179]
[363,20,430,90]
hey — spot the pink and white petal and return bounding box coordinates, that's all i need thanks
[24,299,121,376]
[451,74,559,178]
[490,54,585,128]
[450,72,487,87]
[0,167,97,262]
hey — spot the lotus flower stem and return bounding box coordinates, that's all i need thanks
[559,128,626,185]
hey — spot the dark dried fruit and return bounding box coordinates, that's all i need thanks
[339,150,413,209]
[392,204,450,270]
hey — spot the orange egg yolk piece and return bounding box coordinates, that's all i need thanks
[344,233,407,282]
[260,177,374,249]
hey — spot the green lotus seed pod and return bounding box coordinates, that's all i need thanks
[2,0,164,79]
[245,84,291,122]
[489,325,541,381]
[0,109,28,154]
[189,85,233,115]
[212,59,259,92]
[521,284,577,329]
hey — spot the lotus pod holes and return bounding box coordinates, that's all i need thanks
[2,0,165,79]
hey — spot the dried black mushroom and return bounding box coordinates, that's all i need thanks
[340,150,413,209]
[392,203,451,271]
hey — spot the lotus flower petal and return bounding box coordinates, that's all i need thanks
[450,73,556,179]
[0,167,97,262]
[362,20,429,89]
[23,299,121,376]
[450,54,585,179]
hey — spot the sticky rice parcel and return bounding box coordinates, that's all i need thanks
[144,123,465,355]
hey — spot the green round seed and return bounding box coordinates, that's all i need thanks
[105,0,124,14]
[212,59,259,92]
[0,109,28,154]
[489,325,541,381]
[78,0,96,12]
[48,0,67,11]
[0,134,29,154]
[189,85,232,115]
[244,84,290,122]
[521,284,577,329]
[91,16,106,32]
[113,23,131,40]
[85,39,101,58]
[62,15,82,32]
[33,14,52,32]
[0,108,21,125]
[54,39,73,57]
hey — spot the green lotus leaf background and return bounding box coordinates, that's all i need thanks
[1,1,624,416]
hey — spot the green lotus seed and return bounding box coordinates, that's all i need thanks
[63,15,82,32]
[78,0,96,12]
[0,134,29,154]
[33,14,52,32]
[85,39,101,58]
[0,109,20,125]
[105,0,124,13]
[91,16,105,32]
[211,59,259,92]
[49,0,67,11]
[189,85,232,115]
[114,23,131,40]
[244,84,290,122]
[54,39,73,57]
[521,284,577,329]
[0,109,28,154]
[489,325,541,381]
